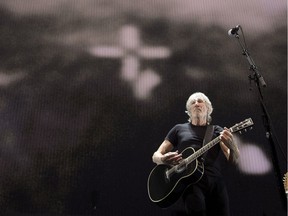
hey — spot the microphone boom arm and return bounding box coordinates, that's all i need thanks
[234,33,267,89]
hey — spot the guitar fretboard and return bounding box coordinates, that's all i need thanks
[187,136,221,163]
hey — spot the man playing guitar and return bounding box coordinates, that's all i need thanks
[152,92,240,216]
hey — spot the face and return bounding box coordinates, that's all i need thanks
[189,97,208,119]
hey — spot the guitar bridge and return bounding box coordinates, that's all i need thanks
[165,169,170,182]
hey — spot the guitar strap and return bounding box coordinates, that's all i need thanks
[200,125,215,162]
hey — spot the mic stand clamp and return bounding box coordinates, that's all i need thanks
[241,48,267,90]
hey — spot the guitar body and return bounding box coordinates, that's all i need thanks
[147,147,204,208]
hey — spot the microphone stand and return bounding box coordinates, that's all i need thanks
[231,26,287,210]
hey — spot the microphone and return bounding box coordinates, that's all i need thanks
[228,25,240,36]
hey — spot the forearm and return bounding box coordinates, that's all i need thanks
[220,128,240,163]
[152,151,164,164]
[228,140,240,163]
[152,140,174,165]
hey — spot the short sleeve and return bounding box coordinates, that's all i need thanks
[164,125,179,147]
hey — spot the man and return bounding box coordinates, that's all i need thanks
[152,92,240,216]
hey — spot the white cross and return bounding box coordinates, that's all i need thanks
[89,25,171,99]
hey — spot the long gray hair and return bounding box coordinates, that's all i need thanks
[185,92,213,124]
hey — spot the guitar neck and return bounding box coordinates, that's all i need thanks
[186,136,221,164]
[184,118,254,164]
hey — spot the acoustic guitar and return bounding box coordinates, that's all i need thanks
[147,118,254,208]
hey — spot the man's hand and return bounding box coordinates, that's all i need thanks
[161,151,183,165]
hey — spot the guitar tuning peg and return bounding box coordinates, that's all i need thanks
[244,129,247,132]
[239,131,242,134]
[250,127,253,130]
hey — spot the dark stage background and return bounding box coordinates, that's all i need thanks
[0,0,286,215]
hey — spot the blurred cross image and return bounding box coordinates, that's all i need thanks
[89,24,171,100]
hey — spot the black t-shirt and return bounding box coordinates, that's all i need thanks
[165,122,226,177]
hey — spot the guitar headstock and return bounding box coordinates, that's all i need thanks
[229,118,254,134]
[283,172,288,194]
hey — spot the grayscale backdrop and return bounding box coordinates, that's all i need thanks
[0,0,286,215]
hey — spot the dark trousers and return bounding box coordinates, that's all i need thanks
[183,175,230,216]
